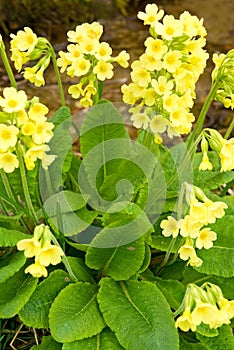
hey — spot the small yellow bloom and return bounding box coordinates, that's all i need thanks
[155,15,183,40]
[17,109,28,126]
[17,237,40,257]
[80,37,99,55]
[0,124,19,151]
[21,121,35,136]
[114,50,130,68]
[162,50,182,73]
[68,83,84,99]
[10,27,37,54]
[139,53,162,71]
[149,115,169,134]
[130,113,149,130]
[57,50,72,73]
[137,3,164,26]
[130,61,151,87]
[144,88,156,106]
[28,102,49,122]
[195,228,217,250]
[0,152,19,173]
[0,87,27,113]
[95,42,112,61]
[191,302,218,326]
[163,93,179,112]
[85,22,103,40]
[219,138,234,172]
[154,134,163,144]
[199,152,213,170]
[79,95,93,108]
[71,57,91,77]
[160,216,180,238]
[179,215,201,238]
[93,60,114,81]
[189,255,203,267]
[25,261,48,278]
[24,66,45,87]
[37,245,64,267]
[41,152,57,170]
[144,37,167,59]
[178,242,196,261]
[11,49,29,72]
[66,43,82,60]
[151,76,174,96]
[205,200,228,222]
[32,122,54,144]
[175,309,196,332]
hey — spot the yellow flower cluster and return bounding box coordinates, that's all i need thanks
[121,3,209,141]
[17,224,64,278]
[57,22,130,107]
[160,184,227,267]
[10,27,51,86]
[175,282,234,332]
[212,49,234,109]
[0,87,56,173]
[199,129,234,172]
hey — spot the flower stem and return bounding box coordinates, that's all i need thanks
[224,115,234,139]
[186,79,220,152]
[0,40,17,89]
[16,145,38,224]
[48,43,65,106]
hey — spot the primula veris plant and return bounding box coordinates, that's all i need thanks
[0,4,234,350]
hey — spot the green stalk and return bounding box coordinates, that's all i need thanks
[186,79,220,152]
[16,146,38,224]
[48,43,65,106]
[224,115,234,139]
[0,40,17,89]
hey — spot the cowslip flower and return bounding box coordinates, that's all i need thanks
[93,60,114,81]
[0,87,27,113]
[0,152,19,173]
[0,124,19,151]
[25,261,48,278]
[17,236,40,257]
[195,228,217,249]
[160,216,180,238]
[10,27,38,54]
[137,3,164,26]
[175,309,196,332]
[199,152,213,170]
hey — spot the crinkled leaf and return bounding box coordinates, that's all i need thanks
[196,325,234,350]
[154,277,186,310]
[30,336,62,350]
[0,212,23,230]
[19,270,71,328]
[86,237,145,280]
[62,328,124,350]
[195,216,234,277]
[97,278,179,350]
[0,266,38,318]
[49,282,105,342]
[0,251,26,283]
[196,323,219,337]
[66,256,95,283]
[179,337,209,350]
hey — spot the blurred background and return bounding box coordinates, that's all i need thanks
[0,0,233,133]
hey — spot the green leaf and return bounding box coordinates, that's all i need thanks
[97,278,179,350]
[0,227,30,246]
[62,328,124,350]
[0,212,23,230]
[196,323,219,337]
[49,106,71,129]
[30,336,62,350]
[154,277,186,310]
[179,337,209,350]
[0,266,38,318]
[19,270,71,328]
[0,251,26,283]
[86,237,145,280]
[196,325,234,350]
[66,256,95,283]
[49,282,105,342]
[195,215,234,277]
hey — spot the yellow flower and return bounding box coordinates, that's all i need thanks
[149,115,169,134]
[11,49,29,72]
[199,152,213,170]
[137,3,164,26]
[17,109,28,126]
[130,113,149,130]
[162,51,182,73]
[189,199,208,225]
[212,53,226,68]
[57,50,72,73]
[0,87,27,113]
[70,57,91,77]
[25,261,48,278]
[80,95,93,108]
[175,309,196,332]
[144,37,167,59]
[0,124,19,151]
[205,200,227,222]
[114,50,130,68]
[93,60,114,81]
[180,11,207,37]
[151,76,174,95]
[155,15,183,40]
[17,237,40,257]
[139,53,162,71]
[179,215,201,238]
[191,302,218,326]
[95,42,112,61]
[28,102,49,122]
[0,151,19,173]
[163,93,179,112]
[144,88,156,106]
[219,138,234,171]
[121,84,137,104]
[68,83,84,99]
[160,216,180,238]
[195,228,217,249]
[24,66,45,87]
[66,44,82,60]
[85,22,103,40]
[21,121,35,136]
[80,37,99,55]
[189,255,203,267]
[130,61,151,87]
[41,152,57,170]
[32,122,54,144]
[84,82,97,97]
[37,245,64,267]
[67,24,87,43]
[154,134,163,144]
[178,242,196,261]
[10,27,37,53]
